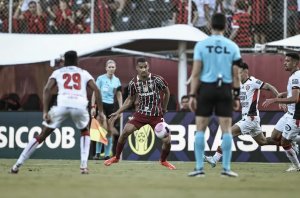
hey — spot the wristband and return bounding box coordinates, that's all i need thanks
[189,94,196,98]
[233,88,240,100]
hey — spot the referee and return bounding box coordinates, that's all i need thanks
[188,13,242,177]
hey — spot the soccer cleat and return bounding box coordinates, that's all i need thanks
[188,168,205,177]
[103,156,110,160]
[160,160,176,170]
[104,156,119,166]
[93,153,100,160]
[221,169,238,177]
[204,155,216,168]
[10,168,19,174]
[10,164,20,174]
[80,168,89,174]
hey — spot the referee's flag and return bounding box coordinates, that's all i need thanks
[90,118,108,145]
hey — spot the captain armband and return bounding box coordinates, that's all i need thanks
[233,88,240,100]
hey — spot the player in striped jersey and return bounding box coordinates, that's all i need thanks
[104,57,176,170]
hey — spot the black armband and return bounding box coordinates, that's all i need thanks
[233,88,240,100]
[233,58,243,68]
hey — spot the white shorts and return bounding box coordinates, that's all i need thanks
[282,116,300,141]
[43,106,89,130]
[235,116,262,137]
[274,112,292,132]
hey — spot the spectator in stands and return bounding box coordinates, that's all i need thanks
[287,0,299,37]
[193,0,211,34]
[180,95,190,112]
[2,93,21,111]
[94,0,116,32]
[22,93,41,111]
[249,0,272,44]
[167,94,178,111]
[45,0,60,33]
[73,8,90,33]
[13,0,47,34]
[54,0,74,33]
[171,0,197,25]
[230,0,252,48]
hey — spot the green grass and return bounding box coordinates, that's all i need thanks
[1,159,300,198]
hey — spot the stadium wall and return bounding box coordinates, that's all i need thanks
[0,111,296,162]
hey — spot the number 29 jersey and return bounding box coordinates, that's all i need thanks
[240,76,264,116]
[49,66,94,109]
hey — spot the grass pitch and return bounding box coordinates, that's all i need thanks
[0,159,299,198]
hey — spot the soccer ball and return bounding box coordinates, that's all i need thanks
[154,121,170,139]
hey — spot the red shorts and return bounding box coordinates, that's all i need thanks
[128,112,163,129]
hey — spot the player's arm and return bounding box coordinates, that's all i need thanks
[277,92,287,98]
[189,60,202,112]
[263,88,300,107]
[114,94,135,115]
[43,78,56,122]
[116,86,123,108]
[161,86,170,114]
[261,83,279,97]
[88,80,103,114]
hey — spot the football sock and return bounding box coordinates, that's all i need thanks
[115,141,125,159]
[194,131,205,170]
[160,141,171,162]
[213,151,222,162]
[95,142,103,155]
[294,135,300,145]
[80,135,90,168]
[104,136,113,157]
[15,138,39,168]
[221,133,232,171]
[284,147,300,168]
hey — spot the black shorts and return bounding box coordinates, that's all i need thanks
[196,82,233,117]
[103,103,115,117]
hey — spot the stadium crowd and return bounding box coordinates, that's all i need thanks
[0,0,299,47]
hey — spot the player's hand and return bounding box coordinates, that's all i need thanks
[189,97,197,112]
[108,111,119,121]
[279,104,287,112]
[43,112,51,123]
[97,111,106,122]
[262,98,276,108]
[233,99,240,111]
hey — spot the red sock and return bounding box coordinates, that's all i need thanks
[115,142,125,159]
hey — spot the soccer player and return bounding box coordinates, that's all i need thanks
[91,59,122,160]
[10,50,105,174]
[204,62,280,167]
[188,13,242,177]
[104,57,176,170]
[262,53,300,171]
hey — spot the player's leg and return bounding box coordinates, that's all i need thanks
[71,108,91,174]
[188,116,210,177]
[104,122,137,166]
[205,124,241,167]
[159,135,176,170]
[281,124,300,171]
[11,106,65,173]
[11,127,54,173]
[102,103,115,160]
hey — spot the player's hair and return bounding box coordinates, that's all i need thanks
[211,13,226,31]
[181,95,189,102]
[286,53,300,61]
[106,59,116,67]
[241,62,249,70]
[64,50,78,66]
[136,57,148,64]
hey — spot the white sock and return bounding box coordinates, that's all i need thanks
[284,148,300,168]
[213,152,222,162]
[80,135,90,168]
[14,138,39,169]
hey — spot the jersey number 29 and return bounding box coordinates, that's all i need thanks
[63,73,81,90]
